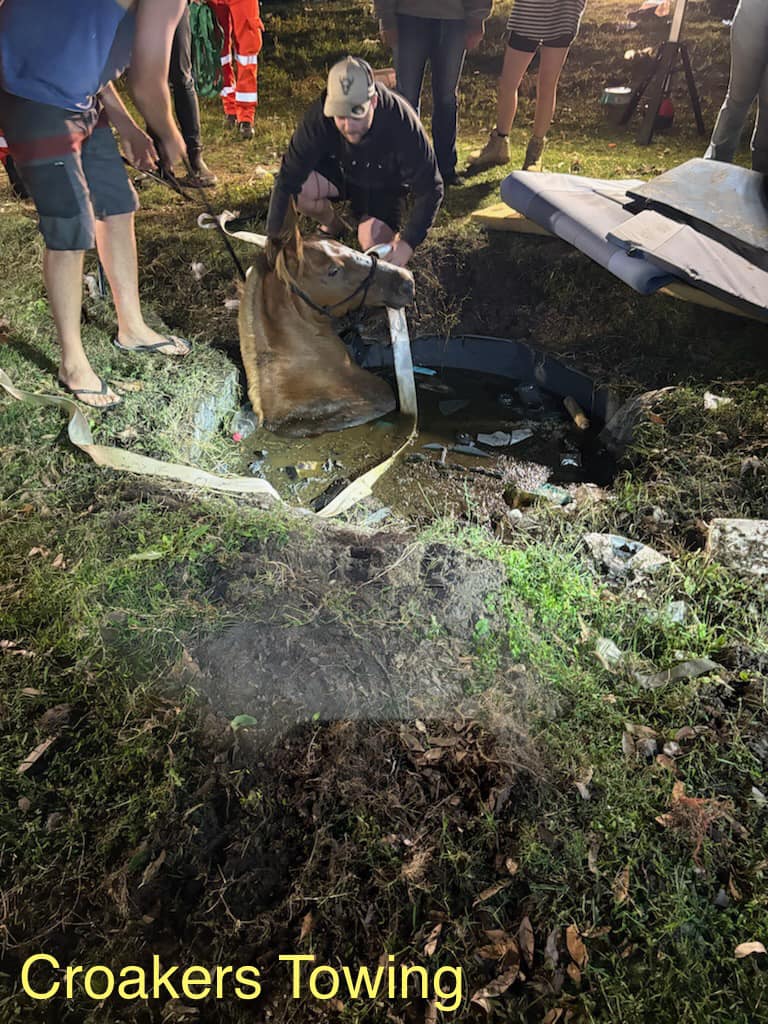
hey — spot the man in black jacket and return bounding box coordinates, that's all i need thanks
[266,56,443,267]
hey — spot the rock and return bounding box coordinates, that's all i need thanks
[583,532,670,577]
[599,387,675,455]
[707,518,768,578]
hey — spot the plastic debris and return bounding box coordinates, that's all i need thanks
[595,637,624,671]
[533,483,572,505]
[190,261,206,281]
[439,398,470,416]
[703,391,733,410]
[477,429,533,447]
[363,506,392,527]
[583,532,670,576]
[283,461,320,481]
[560,451,582,468]
[413,366,437,376]
[451,444,491,458]
[231,404,258,441]
[634,658,722,690]
[417,379,454,395]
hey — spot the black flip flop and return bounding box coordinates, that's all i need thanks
[57,376,122,410]
[113,336,191,356]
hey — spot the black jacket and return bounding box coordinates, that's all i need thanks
[266,83,444,249]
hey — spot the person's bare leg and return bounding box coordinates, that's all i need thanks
[296,172,342,232]
[45,248,119,407]
[495,47,536,135]
[532,46,570,138]
[357,217,395,252]
[95,213,188,354]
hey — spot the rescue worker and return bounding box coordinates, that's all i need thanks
[266,56,444,268]
[208,0,263,139]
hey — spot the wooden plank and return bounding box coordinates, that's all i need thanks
[470,203,553,236]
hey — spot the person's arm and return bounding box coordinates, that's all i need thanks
[127,0,187,169]
[374,0,398,48]
[463,0,491,50]
[99,82,159,171]
[266,99,333,238]
[393,109,444,262]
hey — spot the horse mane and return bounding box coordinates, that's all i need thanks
[272,197,304,290]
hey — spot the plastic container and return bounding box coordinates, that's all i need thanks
[601,86,632,125]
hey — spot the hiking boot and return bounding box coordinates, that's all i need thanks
[522,135,546,171]
[226,114,237,128]
[185,155,218,188]
[237,121,254,140]
[465,130,510,174]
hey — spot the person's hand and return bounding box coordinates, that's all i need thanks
[385,238,413,267]
[120,125,159,171]
[379,21,397,49]
[156,125,187,174]
[466,25,484,51]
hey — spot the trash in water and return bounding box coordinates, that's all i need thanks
[533,482,572,505]
[455,432,473,446]
[323,457,344,472]
[517,384,543,408]
[563,396,590,431]
[477,429,534,447]
[231,404,258,441]
[560,451,582,468]
[413,366,437,376]
[284,461,320,481]
[439,398,471,416]
[418,379,455,395]
[423,443,447,450]
[451,444,491,458]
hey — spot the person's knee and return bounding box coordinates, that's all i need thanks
[358,217,394,249]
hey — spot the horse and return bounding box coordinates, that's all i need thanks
[238,221,415,437]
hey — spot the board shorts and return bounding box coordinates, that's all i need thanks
[508,30,576,51]
[0,89,138,251]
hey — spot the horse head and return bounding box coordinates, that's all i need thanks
[239,217,414,437]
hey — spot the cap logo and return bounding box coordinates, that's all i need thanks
[340,75,353,95]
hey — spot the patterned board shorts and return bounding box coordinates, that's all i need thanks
[0,89,138,250]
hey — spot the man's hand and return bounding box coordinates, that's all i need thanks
[466,25,484,51]
[120,125,159,172]
[379,21,397,49]
[155,125,187,173]
[385,238,413,268]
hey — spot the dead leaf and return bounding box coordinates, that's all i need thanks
[423,922,442,957]
[16,736,57,774]
[424,1001,437,1024]
[477,931,518,962]
[112,379,144,393]
[567,962,582,984]
[299,911,315,942]
[621,731,636,757]
[28,547,50,558]
[21,687,43,696]
[470,964,521,1011]
[1,640,34,657]
[625,722,658,740]
[581,924,611,938]
[728,876,742,902]
[473,880,512,906]
[612,865,630,904]
[542,1010,565,1024]
[50,553,66,569]
[505,857,519,875]
[734,942,766,958]
[139,849,166,887]
[544,928,560,966]
[37,704,71,734]
[655,754,677,772]
[587,838,600,876]
[518,916,534,968]
[574,781,591,801]
[565,925,588,968]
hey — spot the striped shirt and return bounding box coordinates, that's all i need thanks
[506,0,587,42]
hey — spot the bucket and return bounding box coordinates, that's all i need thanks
[601,86,632,124]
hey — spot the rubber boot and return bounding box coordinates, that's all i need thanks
[185,150,218,188]
[238,121,254,141]
[465,130,510,174]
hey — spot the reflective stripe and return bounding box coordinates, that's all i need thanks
[235,53,259,65]
[220,86,235,96]
[221,54,232,65]
[0,135,7,147]
[235,91,258,102]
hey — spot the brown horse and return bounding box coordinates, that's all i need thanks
[238,226,414,437]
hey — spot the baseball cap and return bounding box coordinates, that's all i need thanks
[323,56,375,119]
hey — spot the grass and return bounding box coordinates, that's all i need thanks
[2,1,768,1021]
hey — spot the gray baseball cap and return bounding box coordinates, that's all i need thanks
[324,56,375,118]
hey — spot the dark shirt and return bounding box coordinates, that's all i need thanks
[266,83,444,250]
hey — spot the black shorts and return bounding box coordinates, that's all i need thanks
[508,30,575,52]
[314,155,404,234]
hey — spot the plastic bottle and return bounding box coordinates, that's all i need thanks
[231,403,258,442]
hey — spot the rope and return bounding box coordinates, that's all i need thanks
[190,2,224,99]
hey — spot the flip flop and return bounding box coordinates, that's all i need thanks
[57,376,122,410]
[113,336,191,356]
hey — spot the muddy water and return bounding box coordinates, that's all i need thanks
[238,366,615,520]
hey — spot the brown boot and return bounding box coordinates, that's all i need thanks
[522,135,546,171]
[465,130,510,175]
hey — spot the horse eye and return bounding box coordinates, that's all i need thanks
[327,266,340,277]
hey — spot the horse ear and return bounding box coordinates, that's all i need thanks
[270,197,304,283]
